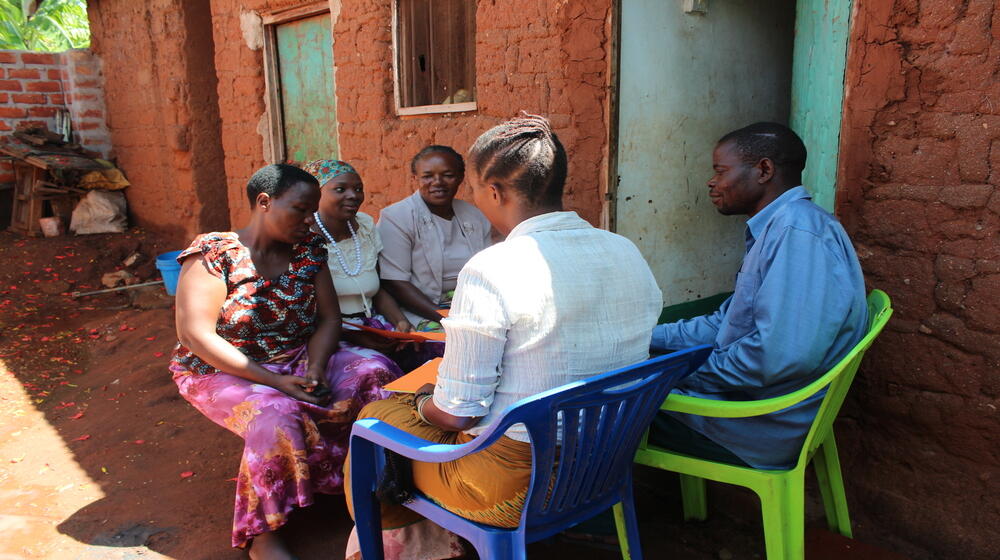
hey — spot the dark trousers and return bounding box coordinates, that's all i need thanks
[647,411,750,466]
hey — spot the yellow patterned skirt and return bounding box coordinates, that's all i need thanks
[345,394,533,530]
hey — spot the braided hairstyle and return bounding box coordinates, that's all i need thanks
[410,145,465,174]
[468,113,567,208]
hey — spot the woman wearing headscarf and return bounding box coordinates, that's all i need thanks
[304,158,443,373]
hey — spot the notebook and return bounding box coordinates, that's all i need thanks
[383,357,442,393]
[342,322,446,342]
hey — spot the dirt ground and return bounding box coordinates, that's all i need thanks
[0,230,926,560]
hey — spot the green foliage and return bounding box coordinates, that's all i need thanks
[0,0,90,52]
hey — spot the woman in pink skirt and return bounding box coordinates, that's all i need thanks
[170,163,400,559]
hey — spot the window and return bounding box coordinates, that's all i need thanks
[393,0,476,115]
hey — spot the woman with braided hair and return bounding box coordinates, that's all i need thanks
[342,114,663,558]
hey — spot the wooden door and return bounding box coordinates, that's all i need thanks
[273,13,338,164]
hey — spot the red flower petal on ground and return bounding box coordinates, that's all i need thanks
[153,352,164,358]
[180,471,195,479]
[70,412,85,420]
[74,434,91,441]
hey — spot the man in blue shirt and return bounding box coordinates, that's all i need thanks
[649,122,868,470]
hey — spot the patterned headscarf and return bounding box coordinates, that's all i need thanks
[302,159,358,186]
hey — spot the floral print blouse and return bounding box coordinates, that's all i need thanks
[169,231,328,376]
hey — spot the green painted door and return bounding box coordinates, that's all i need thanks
[276,14,337,164]
[790,0,853,211]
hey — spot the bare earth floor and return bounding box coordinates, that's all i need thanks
[0,231,926,560]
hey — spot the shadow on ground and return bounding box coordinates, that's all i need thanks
[0,231,926,559]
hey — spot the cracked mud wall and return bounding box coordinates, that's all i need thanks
[87,0,229,246]
[836,1,999,557]
[212,0,613,228]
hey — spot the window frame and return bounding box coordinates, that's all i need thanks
[391,0,477,117]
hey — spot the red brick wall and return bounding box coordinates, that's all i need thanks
[87,0,229,247]
[61,50,113,160]
[0,50,111,184]
[836,1,999,557]
[211,0,612,229]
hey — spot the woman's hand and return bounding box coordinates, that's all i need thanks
[413,382,479,432]
[304,366,324,390]
[415,383,435,395]
[271,374,323,405]
[342,329,398,355]
[394,319,414,333]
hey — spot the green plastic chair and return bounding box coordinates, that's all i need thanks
[621,290,892,560]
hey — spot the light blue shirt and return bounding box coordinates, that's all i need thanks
[651,187,868,469]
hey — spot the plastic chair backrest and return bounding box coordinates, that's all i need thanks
[797,290,893,464]
[483,345,711,538]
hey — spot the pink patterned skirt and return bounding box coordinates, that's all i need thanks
[171,343,404,548]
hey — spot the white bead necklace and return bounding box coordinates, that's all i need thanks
[314,212,363,277]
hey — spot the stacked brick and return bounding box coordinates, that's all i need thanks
[836,1,999,558]
[0,49,111,184]
[61,50,112,159]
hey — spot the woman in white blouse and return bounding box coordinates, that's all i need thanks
[304,159,442,373]
[343,116,663,559]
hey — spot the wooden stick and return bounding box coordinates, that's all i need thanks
[70,280,165,298]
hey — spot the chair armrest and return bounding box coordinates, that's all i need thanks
[350,417,510,463]
[661,377,829,418]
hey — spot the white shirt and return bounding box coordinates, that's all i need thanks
[324,212,382,316]
[433,211,663,442]
[431,213,467,294]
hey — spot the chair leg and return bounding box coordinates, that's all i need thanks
[348,439,385,560]
[613,494,644,560]
[813,437,853,538]
[613,502,630,560]
[481,531,526,560]
[679,474,707,521]
[757,475,804,560]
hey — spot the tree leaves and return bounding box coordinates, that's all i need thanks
[0,0,90,52]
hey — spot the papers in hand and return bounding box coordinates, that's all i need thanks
[383,357,442,393]
[342,321,446,342]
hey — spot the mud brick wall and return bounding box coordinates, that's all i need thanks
[211,0,613,229]
[0,50,111,184]
[836,1,999,557]
[87,0,229,246]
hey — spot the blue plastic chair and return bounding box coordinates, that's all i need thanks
[349,345,712,560]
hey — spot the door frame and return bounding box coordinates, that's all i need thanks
[261,1,334,163]
[606,0,855,314]
[606,0,855,229]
